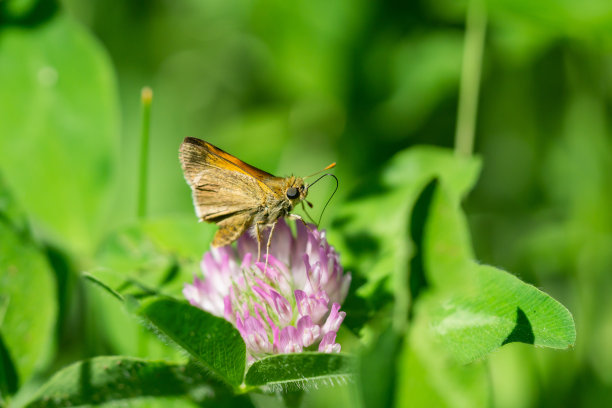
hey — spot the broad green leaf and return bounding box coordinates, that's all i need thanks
[83,280,187,363]
[333,147,480,296]
[89,217,215,361]
[82,272,124,303]
[142,216,216,259]
[0,176,28,237]
[245,353,354,391]
[95,216,215,298]
[0,13,120,254]
[139,298,246,388]
[394,315,489,408]
[332,146,481,327]
[0,331,18,397]
[0,221,57,387]
[420,182,576,364]
[355,326,402,408]
[24,357,214,408]
[95,225,177,295]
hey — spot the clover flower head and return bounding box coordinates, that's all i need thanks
[183,219,351,361]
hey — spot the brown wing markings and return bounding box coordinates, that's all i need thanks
[179,140,265,222]
[181,137,278,193]
[191,174,261,221]
[212,213,252,247]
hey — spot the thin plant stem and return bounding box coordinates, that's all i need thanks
[454,0,487,157]
[137,87,153,219]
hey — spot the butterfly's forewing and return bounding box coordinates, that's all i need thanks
[198,139,277,188]
[179,138,276,246]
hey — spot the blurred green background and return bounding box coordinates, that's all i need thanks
[1,0,611,406]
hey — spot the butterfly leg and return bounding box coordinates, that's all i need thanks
[288,213,306,224]
[255,221,264,262]
[288,213,314,232]
[264,221,277,273]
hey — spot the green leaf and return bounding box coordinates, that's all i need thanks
[332,146,481,327]
[0,221,57,387]
[0,13,120,254]
[394,318,490,408]
[94,216,215,299]
[24,357,216,408]
[83,279,187,363]
[139,298,246,388]
[89,217,215,361]
[355,325,402,408]
[142,216,216,259]
[82,272,124,303]
[338,146,575,363]
[419,181,576,364]
[0,331,19,397]
[245,353,354,391]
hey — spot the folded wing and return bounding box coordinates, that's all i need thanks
[179,138,273,245]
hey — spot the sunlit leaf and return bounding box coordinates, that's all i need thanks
[395,320,490,408]
[355,326,402,408]
[420,184,576,363]
[0,221,56,387]
[245,353,354,391]
[0,13,120,254]
[88,216,216,361]
[139,298,246,388]
[332,146,481,306]
[24,357,214,408]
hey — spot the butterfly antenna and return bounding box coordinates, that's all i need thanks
[305,162,336,179]
[305,173,339,226]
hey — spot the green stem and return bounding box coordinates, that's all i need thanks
[137,87,153,219]
[454,0,487,157]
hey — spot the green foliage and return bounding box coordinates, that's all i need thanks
[419,180,575,363]
[333,147,481,321]
[245,353,354,391]
[335,147,575,407]
[84,218,216,360]
[0,217,57,389]
[0,13,119,254]
[139,298,246,388]
[24,357,214,408]
[356,326,403,408]
[94,217,214,299]
[1,0,605,406]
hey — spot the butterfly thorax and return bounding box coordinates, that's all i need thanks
[254,176,307,225]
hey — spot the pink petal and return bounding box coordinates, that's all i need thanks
[318,331,341,353]
[297,316,321,347]
[278,326,303,353]
[321,303,346,335]
[294,290,329,323]
[268,219,292,265]
[242,313,272,354]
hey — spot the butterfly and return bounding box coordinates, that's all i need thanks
[179,137,335,254]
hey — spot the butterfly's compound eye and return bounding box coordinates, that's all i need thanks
[286,187,299,199]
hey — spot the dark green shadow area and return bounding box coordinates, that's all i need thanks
[158,261,180,287]
[0,331,19,396]
[357,325,403,408]
[342,231,380,258]
[0,0,59,27]
[502,307,535,345]
[339,273,372,335]
[78,359,92,403]
[44,245,73,340]
[409,178,438,311]
[26,357,253,407]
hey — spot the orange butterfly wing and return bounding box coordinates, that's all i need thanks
[179,138,282,246]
